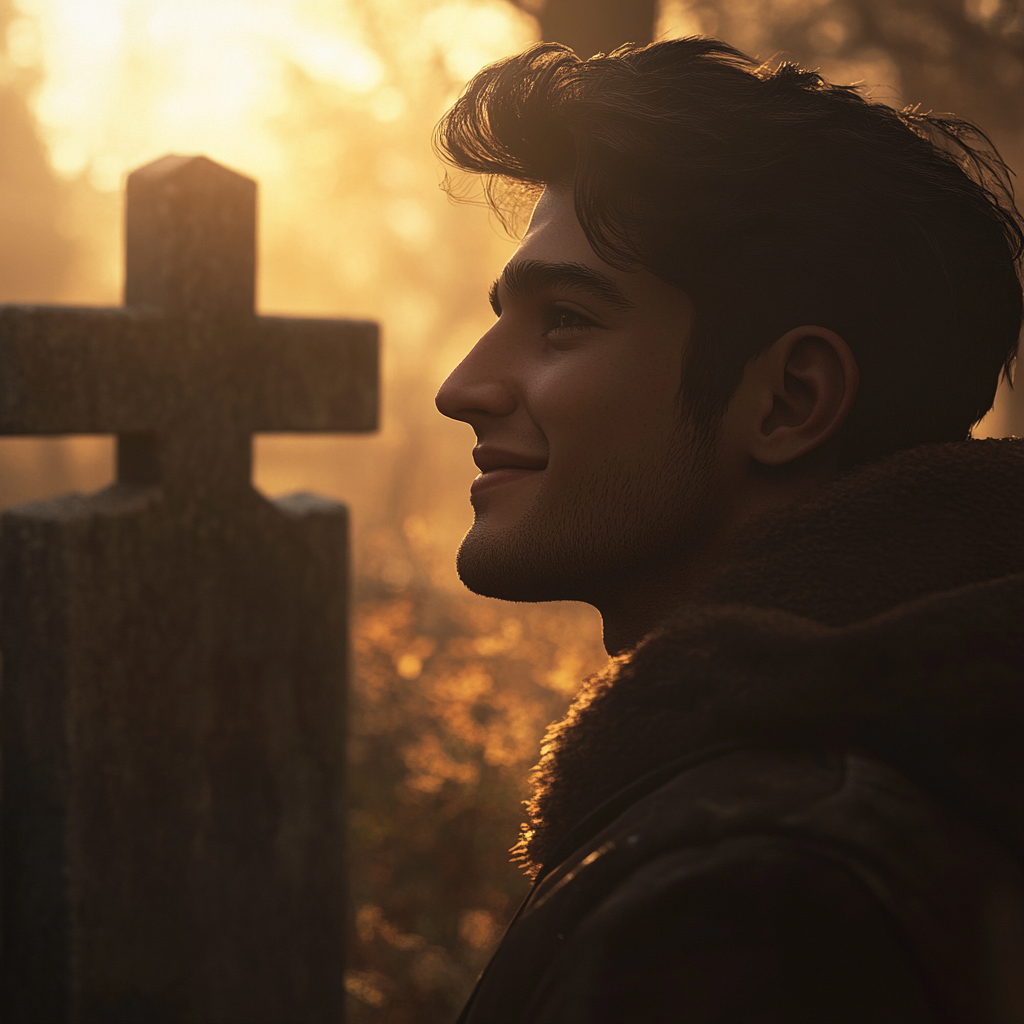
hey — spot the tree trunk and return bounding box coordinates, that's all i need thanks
[534,0,658,57]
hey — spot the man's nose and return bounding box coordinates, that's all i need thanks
[435,336,517,424]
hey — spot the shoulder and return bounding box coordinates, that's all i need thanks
[530,831,934,1024]
[464,747,1024,1024]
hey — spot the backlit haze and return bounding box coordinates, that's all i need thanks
[0,1,1018,1017]
[1,0,540,566]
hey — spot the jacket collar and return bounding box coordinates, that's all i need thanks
[516,439,1024,875]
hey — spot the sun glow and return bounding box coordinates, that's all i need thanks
[13,0,530,192]
[14,0,536,190]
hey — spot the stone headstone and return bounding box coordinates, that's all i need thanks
[0,155,378,1023]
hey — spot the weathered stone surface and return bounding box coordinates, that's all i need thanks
[0,155,378,1023]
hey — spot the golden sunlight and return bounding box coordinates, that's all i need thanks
[15,0,519,189]
[0,2,1019,1017]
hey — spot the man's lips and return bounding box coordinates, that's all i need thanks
[470,446,546,495]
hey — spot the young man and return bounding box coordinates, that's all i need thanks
[435,39,1024,1023]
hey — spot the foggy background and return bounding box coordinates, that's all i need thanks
[0,0,1020,1019]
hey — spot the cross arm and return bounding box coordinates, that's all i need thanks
[0,305,164,435]
[253,316,378,432]
[0,306,379,437]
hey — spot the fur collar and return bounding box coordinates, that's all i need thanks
[516,439,1024,875]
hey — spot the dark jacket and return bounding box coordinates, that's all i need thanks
[458,439,1024,1024]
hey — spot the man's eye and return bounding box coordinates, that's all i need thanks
[545,307,594,335]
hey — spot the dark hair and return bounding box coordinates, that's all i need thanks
[435,39,1024,465]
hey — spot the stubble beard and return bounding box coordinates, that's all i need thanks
[456,423,719,605]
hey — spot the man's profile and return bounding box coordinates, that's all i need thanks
[435,38,1024,1023]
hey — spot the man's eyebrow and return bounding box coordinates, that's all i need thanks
[489,259,635,314]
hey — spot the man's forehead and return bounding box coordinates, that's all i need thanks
[523,185,568,235]
[517,185,615,275]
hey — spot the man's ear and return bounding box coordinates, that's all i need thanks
[742,326,859,467]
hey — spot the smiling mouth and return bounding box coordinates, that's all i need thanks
[470,466,544,495]
[470,447,547,496]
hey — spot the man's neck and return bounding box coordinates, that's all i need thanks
[598,558,716,656]
[598,458,841,655]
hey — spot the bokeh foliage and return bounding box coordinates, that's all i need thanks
[346,520,603,1021]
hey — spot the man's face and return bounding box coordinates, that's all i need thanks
[436,187,722,606]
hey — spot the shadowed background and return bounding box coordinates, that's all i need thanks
[0,0,1019,1019]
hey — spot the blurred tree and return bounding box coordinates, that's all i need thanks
[513,0,658,56]
[0,0,77,302]
[693,0,1024,181]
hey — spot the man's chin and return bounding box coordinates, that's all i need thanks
[456,526,570,603]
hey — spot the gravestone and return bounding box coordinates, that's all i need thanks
[0,155,378,1023]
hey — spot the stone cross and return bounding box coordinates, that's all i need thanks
[0,155,378,1022]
